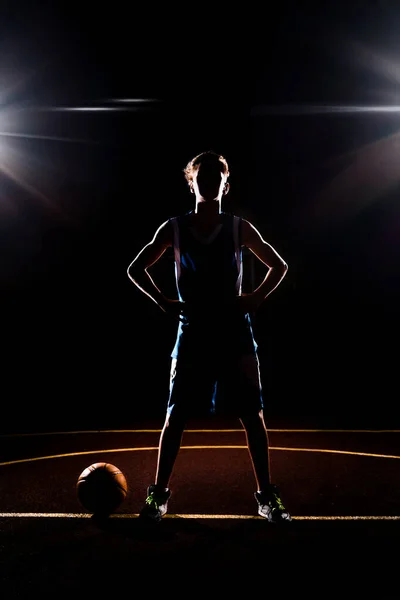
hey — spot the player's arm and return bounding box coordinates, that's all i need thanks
[127,219,180,314]
[240,218,288,310]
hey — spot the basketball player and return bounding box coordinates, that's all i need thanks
[127,151,291,523]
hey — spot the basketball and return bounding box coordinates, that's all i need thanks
[76,462,128,515]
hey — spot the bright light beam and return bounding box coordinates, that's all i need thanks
[108,98,161,103]
[0,130,99,144]
[34,98,163,112]
[251,104,400,116]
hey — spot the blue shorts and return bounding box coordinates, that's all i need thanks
[166,352,264,419]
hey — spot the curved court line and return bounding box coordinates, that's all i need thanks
[2,428,400,438]
[0,512,399,521]
[1,445,400,467]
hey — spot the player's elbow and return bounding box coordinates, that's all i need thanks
[127,261,138,283]
[274,260,288,276]
[127,259,149,286]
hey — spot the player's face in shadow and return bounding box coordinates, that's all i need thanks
[194,166,224,200]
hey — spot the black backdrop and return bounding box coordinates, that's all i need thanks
[1,3,399,431]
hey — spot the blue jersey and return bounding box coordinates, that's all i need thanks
[170,210,258,359]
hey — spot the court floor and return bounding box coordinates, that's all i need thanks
[1,418,399,597]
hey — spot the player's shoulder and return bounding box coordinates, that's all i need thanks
[221,211,251,227]
[154,212,190,242]
[168,210,194,227]
[151,217,175,245]
[221,210,247,220]
[221,210,241,221]
[156,212,187,228]
[225,214,263,245]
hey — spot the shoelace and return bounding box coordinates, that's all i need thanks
[145,494,160,510]
[270,492,286,512]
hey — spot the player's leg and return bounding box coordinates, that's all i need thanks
[226,353,272,490]
[139,408,186,522]
[154,406,187,491]
[226,353,292,523]
[140,356,215,522]
[240,409,291,522]
[140,358,187,522]
[240,408,271,492]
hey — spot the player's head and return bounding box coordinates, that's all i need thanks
[183,151,230,201]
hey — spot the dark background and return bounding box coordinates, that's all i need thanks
[1,2,399,431]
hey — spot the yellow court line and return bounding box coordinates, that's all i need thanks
[1,445,400,467]
[0,512,399,520]
[1,428,400,438]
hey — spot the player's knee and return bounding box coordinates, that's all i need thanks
[240,410,265,433]
[165,407,187,431]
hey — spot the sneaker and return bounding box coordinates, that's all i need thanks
[255,484,292,523]
[139,484,171,522]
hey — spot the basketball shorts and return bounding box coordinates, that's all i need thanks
[166,352,264,418]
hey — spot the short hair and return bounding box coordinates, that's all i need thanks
[183,151,230,184]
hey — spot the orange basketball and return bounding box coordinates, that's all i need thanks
[76,462,128,516]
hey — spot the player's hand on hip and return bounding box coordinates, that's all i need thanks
[161,298,186,320]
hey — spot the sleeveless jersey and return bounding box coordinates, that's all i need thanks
[169,210,258,359]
